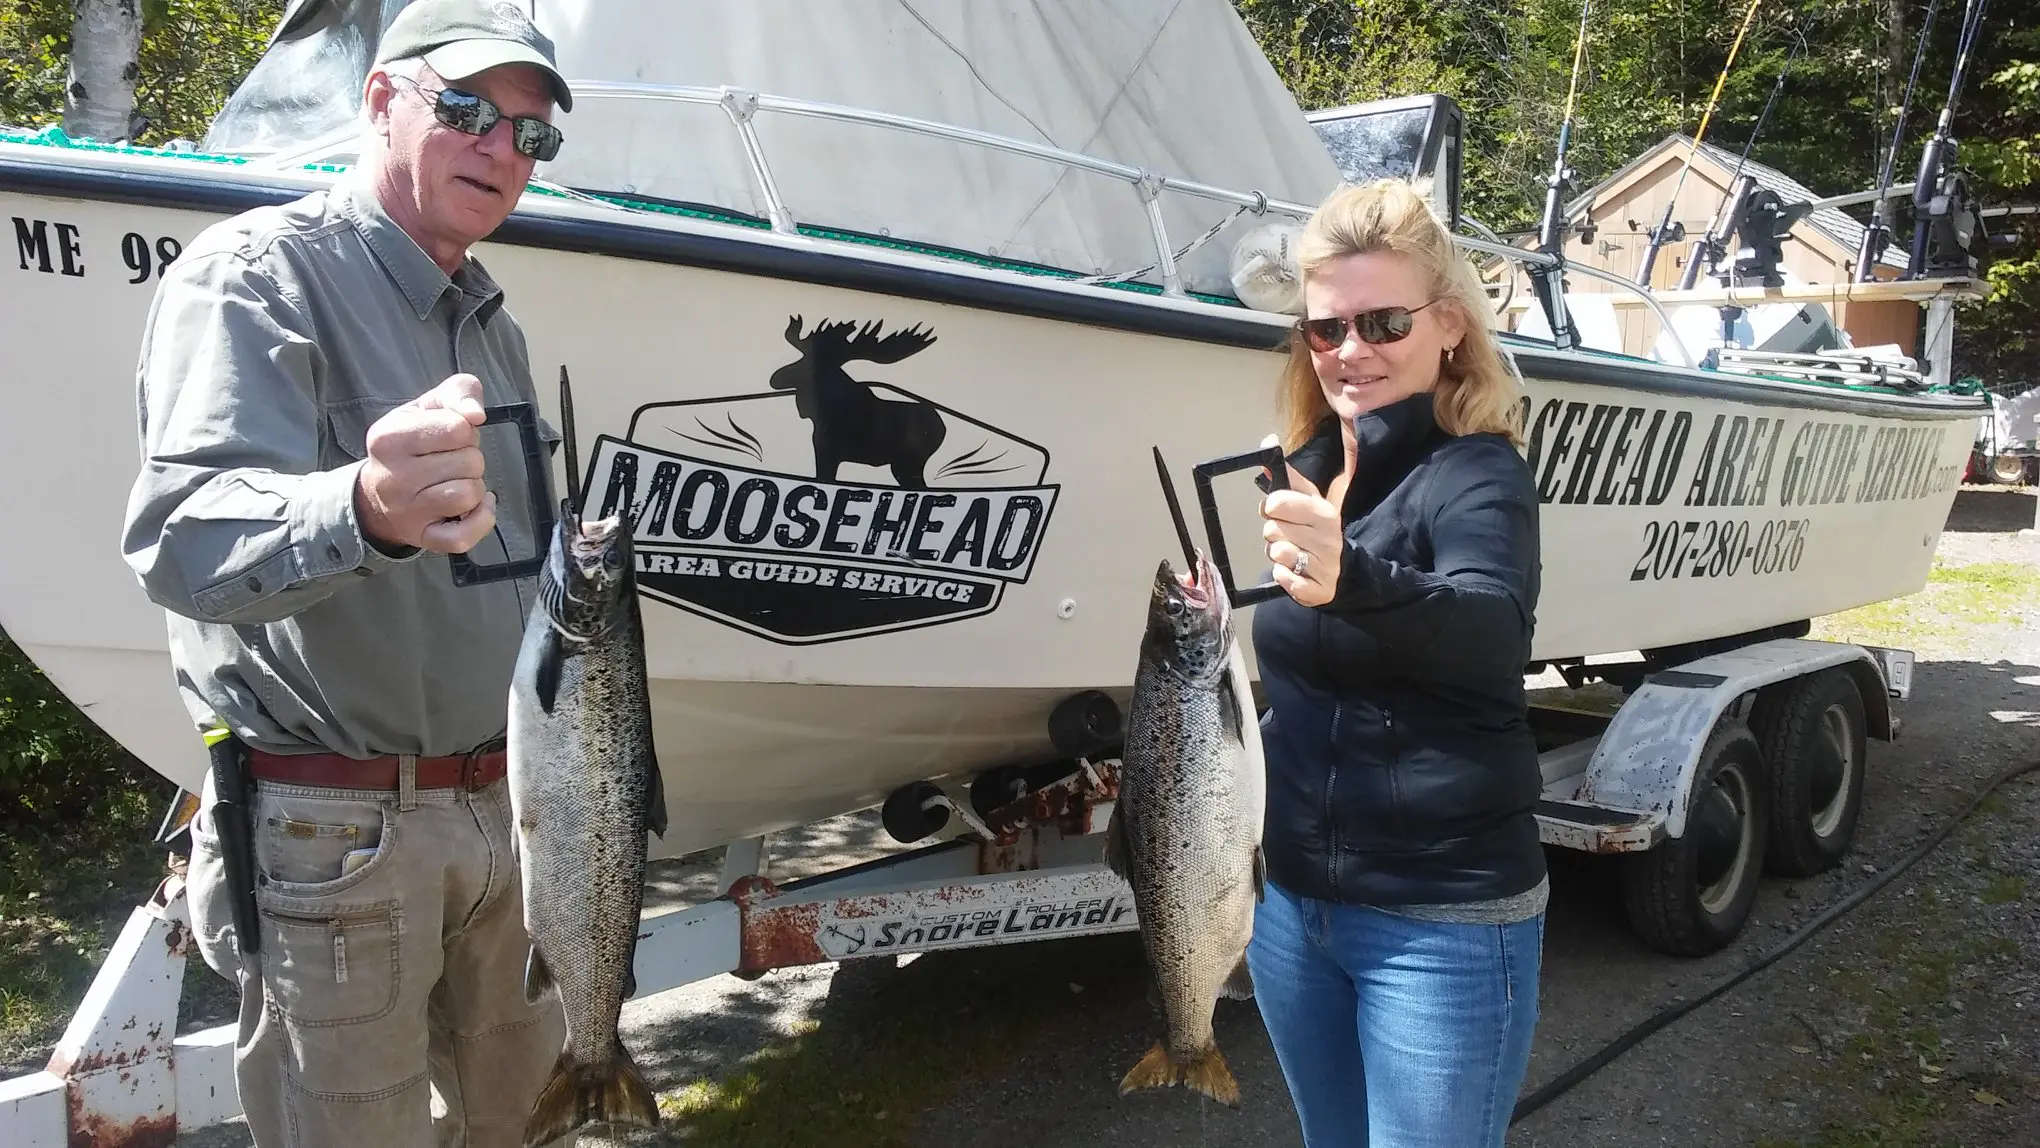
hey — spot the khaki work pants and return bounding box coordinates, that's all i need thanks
[186,764,573,1148]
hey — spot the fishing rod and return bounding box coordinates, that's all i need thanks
[1905,0,1992,278]
[1634,0,1765,287]
[1675,30,1804,291]
[1528,0,1594,351]
[1854,0,1944,281]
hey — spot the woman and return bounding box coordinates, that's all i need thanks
[1248,178,1545,1148]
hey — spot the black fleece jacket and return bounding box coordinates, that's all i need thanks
[1250,391,1546,907]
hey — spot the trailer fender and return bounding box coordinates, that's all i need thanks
[1575,639,1898,840]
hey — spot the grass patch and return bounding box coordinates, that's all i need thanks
[1810,560,2040,653]
[654,934,1154,1147]
[1981,874,2028,905]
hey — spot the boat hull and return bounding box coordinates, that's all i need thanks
[0,153,1982,858]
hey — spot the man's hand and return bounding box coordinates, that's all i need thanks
[354,374,497,554]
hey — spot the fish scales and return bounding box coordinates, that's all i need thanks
[507,508,665,1147]
[1112,553,1265,1108]
[516,603,651,1053]
[1121,673,1256,1043]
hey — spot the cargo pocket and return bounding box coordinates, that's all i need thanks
[253,790,391,892]
[256,895,402,1028]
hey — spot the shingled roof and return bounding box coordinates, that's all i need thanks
[1565,133,1909,272]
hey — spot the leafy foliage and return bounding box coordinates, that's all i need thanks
[1232,0,2040,388]
[0,627,168,835]
[0,0,282,145]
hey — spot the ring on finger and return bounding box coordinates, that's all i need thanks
[1291,551,1310,579]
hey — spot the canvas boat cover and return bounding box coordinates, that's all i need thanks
[204,0,1345,298]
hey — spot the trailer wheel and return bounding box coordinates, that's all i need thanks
[1622,719,1767,958]
[1991,453,2027,485]
[1752,668,1867,877]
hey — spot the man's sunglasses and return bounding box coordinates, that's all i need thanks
[394,76,564,162]
[1297,300,1440,353]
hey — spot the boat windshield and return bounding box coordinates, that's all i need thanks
[1313,109,1429,185]
[1305,95,1463,228]
[202,0,409,157]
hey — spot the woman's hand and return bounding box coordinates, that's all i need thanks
[1261,460,1342,608]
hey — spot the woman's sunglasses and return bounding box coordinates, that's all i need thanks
[1297,300,1439,353]
[393,76,564,163]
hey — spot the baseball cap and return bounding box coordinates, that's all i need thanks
[376,0,574,112]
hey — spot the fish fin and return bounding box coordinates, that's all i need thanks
[1253,845,1266,903]
[521,1039,660,1148]
[1118,1042,1178,1096]
[1183,1043,1242,1108]
[523,946,553,1004]
[1103,803,1132,882]
[1221,954,1256,1001]
[534,626,565,716]
[642,747,668,840]
[1218,664,1246,745]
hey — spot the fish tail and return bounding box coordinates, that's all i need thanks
[522,1038,660,1147]
[1118,1040,1240,1107]
[1183,1043,1241,1108]
[1118,1041,1179,1095]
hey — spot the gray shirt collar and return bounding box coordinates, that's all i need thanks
[338,179,506,327]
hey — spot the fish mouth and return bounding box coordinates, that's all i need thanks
[567,514,624,576]
[1176,553,1215,610]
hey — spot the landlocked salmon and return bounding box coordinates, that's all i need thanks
[507,505,668,1146]
[1110,552,1266,1107]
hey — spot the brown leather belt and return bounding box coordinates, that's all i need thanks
[246,746,508,792]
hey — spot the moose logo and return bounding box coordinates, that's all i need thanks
[580,314,1061,644]
[768,317,947,488]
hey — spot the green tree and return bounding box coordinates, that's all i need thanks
[1231,0,2037,385]
[0,0,282,145]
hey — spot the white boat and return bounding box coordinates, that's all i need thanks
[0,0,1989,863]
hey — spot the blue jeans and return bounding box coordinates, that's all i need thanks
[1246,878,1543,1148]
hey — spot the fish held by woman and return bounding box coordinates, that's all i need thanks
[1110,551,1267,1107]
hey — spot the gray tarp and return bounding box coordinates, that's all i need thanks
[205,0,1344,298]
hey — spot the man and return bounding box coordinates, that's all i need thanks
[120,2,580,1144]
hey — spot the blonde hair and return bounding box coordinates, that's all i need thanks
[1276,179,1523,452]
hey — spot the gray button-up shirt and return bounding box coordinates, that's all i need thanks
[121,178,557,759]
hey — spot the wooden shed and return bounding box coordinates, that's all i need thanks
[1500,134,1919,360]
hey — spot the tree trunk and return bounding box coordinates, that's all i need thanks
[1884,0,1908,166]
[63,0,144,142]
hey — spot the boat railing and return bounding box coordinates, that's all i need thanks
[561,81,1326,301]
[241,78,1696,365]
[561,82,1703,367]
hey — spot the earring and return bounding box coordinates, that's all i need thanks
[1446,345,1458,364]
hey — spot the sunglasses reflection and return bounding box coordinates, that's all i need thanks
[1299,300,1439,352]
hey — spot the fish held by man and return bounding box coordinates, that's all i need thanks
[507,503,669,1146]
[1110,551,1267,1107]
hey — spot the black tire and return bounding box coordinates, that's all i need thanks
[970,764,1027,820]
[1751,669,1868,877]
[1622,719,1768,958]
[881,782,950,843]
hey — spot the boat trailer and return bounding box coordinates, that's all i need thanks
[0,632,1914,1146]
